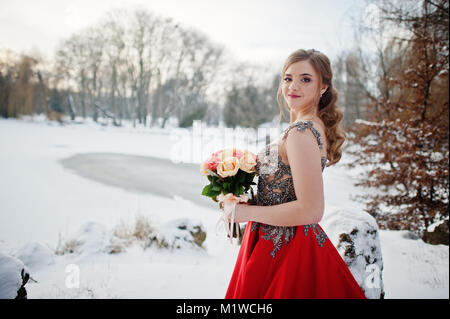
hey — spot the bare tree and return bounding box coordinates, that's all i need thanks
[84,27,105,122]
[50,7,226,127]
[7,55,38,118]
[101,9,127,123]
[223,62,279,129]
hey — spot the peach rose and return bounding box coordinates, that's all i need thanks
[212,150,223,158]
[239,150,257,173]
[218,148,243,161]
[217,156,240,178]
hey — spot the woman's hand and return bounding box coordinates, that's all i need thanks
[222,202,250,223]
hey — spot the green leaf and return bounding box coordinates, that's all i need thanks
[210,190,221,197]
[201,184,212,196]
[212,185,221,192]
[233,184,239,196]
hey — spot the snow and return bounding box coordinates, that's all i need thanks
[321,206,384,299]
[15,242,55,273]
[427,217,449,232]
[379,230,448,299]
[0,116,448,299]
[0,252,29,299]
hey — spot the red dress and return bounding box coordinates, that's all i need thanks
[225,121,367,299]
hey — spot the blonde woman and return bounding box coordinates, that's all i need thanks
[224,49,366,299]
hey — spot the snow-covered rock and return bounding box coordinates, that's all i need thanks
[321,207,385,299]
[15,242,55,273]
[56,218,207,256]
[0,252,30,299]
[423,219,449,246]
[147,218,207,250]
[56,222,110,256]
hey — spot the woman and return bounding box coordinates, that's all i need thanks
[223,49,367,299]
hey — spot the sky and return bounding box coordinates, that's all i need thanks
[0,0,367,71]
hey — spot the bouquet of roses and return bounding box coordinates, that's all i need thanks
[200,148,257,243]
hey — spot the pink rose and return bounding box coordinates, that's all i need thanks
[206,155,220,171]
[200,155,219,175]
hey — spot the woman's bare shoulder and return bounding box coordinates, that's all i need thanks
[310,118,328,154]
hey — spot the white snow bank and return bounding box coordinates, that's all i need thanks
[379,229,449,299]
[55,222,111,258]
[55,218,207,258]
[15,242,55,273]
[0,252,30,299]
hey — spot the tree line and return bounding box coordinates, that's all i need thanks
[0,8,280,129]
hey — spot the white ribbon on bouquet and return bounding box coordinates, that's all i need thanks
[216,193,249,245]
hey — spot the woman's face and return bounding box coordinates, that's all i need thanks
[281,60,327,112]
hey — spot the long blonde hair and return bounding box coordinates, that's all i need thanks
[277,49,346,167]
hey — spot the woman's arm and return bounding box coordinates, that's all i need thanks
[233,126,325,226]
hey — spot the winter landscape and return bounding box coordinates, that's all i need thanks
[0,116,448,299]
[1,0,448,301]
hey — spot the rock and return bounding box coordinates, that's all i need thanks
[422,219,449,246]
[0,252,30,299]
[321,207,385,299]
[146,218,207,250]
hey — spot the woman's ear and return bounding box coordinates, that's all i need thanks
[321,85,329,96]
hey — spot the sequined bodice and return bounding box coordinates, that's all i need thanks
[255,120,327,207]
[251,120,329,258]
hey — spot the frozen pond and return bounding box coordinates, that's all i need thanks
[60,152,218,210]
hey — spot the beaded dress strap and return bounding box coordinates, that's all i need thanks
[281,120,324,150]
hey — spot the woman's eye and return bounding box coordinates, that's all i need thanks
[283,77,311,83]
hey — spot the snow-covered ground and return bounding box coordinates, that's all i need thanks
[0,116,448,299]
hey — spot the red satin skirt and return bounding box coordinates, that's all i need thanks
[225,222,367,299]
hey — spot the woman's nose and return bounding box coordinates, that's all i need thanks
[289,78,301,90]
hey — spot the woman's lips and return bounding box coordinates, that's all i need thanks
[288,94,301,99]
